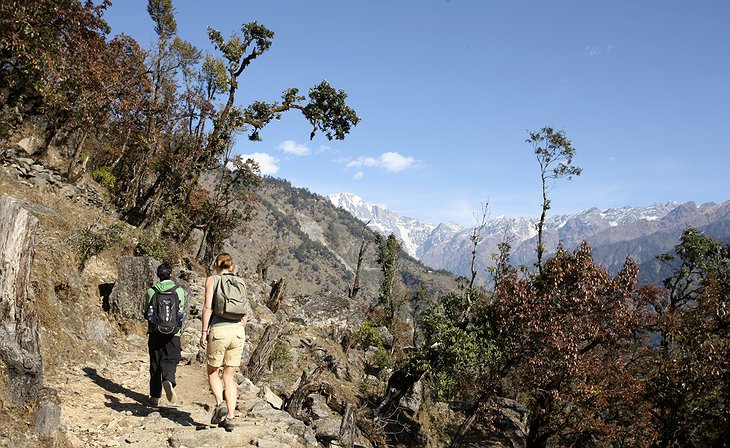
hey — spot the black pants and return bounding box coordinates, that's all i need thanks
[148,333,181,398]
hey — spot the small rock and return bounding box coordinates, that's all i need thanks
[239,377,260,397]
[308,394,332,420]
[260,386,283,410]
[312,417,341,441]
[124,431,146,444]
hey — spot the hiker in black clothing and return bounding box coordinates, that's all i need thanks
[145,263,185,406]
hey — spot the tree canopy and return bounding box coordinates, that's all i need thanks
[1,0,360,264]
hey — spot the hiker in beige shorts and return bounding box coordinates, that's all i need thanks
[199,253,248,432]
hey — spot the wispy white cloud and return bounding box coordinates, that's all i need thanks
[352,171,364,180]
[317,145,332,153]
[344,151,417,173]
[276,140,310,156]
[346,157,378,169]
[586,44,615,57]
[240,152,280,175]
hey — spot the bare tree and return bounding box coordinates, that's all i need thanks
[246,323,283,383]
[349,221,371,300]
[256,243,279,281]
[467,201,489,303]
[267,277,286,313]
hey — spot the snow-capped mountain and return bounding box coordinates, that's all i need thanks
[328,193,436,257]
[328,193,730,285]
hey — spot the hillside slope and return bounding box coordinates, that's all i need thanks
[217,175,457,310]
[0,151,459,447]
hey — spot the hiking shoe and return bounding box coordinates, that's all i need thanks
[210,403,228,425]
[147,396,160,407]
[220,417,234,432]
[162,380,177,404]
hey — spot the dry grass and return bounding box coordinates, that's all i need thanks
[0,168,133,443]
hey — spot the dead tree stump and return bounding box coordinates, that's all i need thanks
[283,365,326,424]
[267,277,286,313]
[0,195,43,403]
[246,323,283,384]
[339,402,357,448]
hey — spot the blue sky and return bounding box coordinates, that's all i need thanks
[105,0,730,227]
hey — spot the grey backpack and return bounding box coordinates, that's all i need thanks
[213,274,248,319]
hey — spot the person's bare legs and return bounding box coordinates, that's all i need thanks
[207,364,224,405]
[222,365,237,418]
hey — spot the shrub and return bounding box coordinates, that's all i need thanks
[135,230,167,260]
[269,341,293,371]
[372,347,393,369]
[74,222,125,271]
[161,206,192,240]
[352,319,384,350]
[91,167,116,191]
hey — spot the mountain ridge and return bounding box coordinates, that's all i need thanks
[327,192,730,284]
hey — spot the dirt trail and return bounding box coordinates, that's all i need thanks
[47,333,318,448]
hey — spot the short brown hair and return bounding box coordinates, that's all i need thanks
[213,253,234,270]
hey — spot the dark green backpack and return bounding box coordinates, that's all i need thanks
[213,274,248,319]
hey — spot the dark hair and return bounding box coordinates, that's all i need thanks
[157,263,173,280]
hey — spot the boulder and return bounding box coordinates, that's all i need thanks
[108,256,193,321]
[108,256,158,320]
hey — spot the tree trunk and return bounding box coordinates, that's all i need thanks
[339,402,357,448]
[66,129,88,182]
[246,323,282,384]
[283,365,326,424]
[267,278,286,314]
[350,222,371,300]
[449,407,481,448]
[109,127,132,171]
[0,196,43,404]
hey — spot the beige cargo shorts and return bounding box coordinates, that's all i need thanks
[206,324,246,367]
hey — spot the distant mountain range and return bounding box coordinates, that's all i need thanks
[328,193,730,285]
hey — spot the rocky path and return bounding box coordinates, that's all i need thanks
[47,333,320,448]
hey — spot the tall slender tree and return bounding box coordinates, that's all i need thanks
[375,233,401,322]
[526,126,581,275]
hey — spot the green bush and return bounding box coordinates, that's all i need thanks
[162,206,192,240]
[352,319,384,350]
[135,230,167,260]
[75,222,125,270]
[372,347,393,369]
[270,341,292,371]
[91,167,116,191]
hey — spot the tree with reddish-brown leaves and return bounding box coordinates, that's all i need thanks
[637,228,729,447]
[491,242,655,447]
[0,0,112,117]
[63,34,149,181]
[0,0,150,181]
